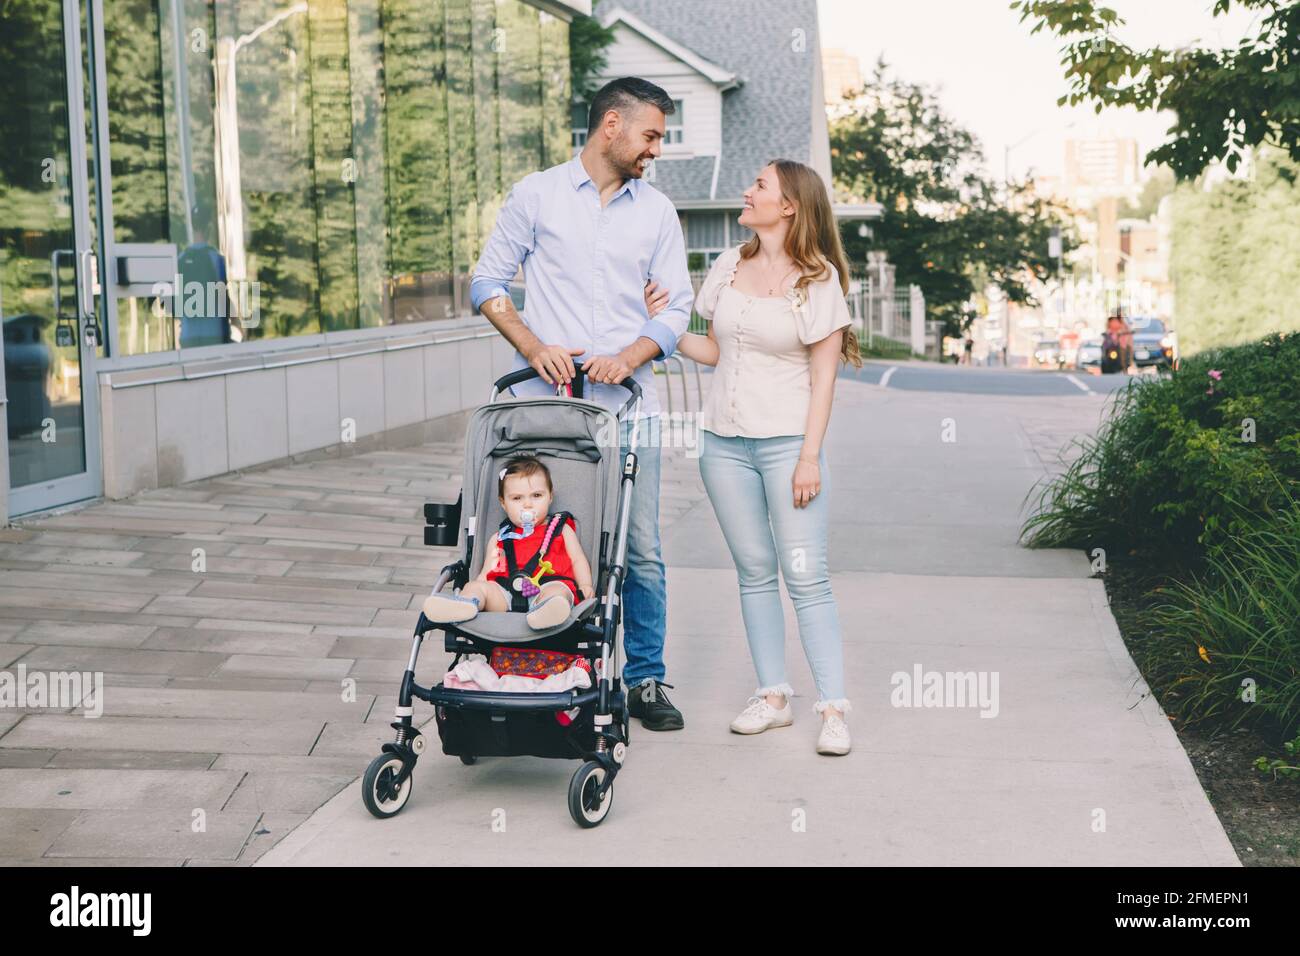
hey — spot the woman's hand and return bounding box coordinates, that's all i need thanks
[644,279,669,318]
[792,457,821,508]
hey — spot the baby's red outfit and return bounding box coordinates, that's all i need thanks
[487,515,581,601]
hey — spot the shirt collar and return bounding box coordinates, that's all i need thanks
[568,154,640,202]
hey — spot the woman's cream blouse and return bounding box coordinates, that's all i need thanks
[693,244,853,439]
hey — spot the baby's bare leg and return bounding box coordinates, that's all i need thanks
[466,579,511,612]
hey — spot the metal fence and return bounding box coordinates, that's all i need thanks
[683,267,922,356]
[849,276,916,357]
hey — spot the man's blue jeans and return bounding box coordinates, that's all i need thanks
[618,415,667,689]
[697,429,848,709]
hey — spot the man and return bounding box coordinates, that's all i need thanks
[469,77,694,731]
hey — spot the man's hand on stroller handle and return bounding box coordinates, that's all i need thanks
[584,352,634,384]
[524,342,585,385]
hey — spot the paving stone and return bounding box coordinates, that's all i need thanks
[209,753,369,775]
[0,808,80,857]
[0,856,184,866]
[164,676,311,693]
[327,636,409,661]
[309,721,403,758]
[3,716,325,755]
[0,643,34,667]
[223,772,355,812]
[18,645,226,678]
[141,627,335,658]
[142,595,376,626]
[71,686,366,721]
[0,586,152,614]
[213,655,354,681]
[190,579,410,609]
[0,748,54,768]
[0,768,242,809]
[235,811,311,863]
[45,750,217,770]
[13,622,157,649]
[192,618,316,634]
[43,809,261,859]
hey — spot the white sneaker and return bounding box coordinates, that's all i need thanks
[816,713,851,755]
[729,696,793,734]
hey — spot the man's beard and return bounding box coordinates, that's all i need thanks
[608,143,647,180]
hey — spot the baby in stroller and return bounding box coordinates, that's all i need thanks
[422,455,594,631]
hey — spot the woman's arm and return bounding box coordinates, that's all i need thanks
[792,331,843,508]
[645,279,720,366]
[675,328,719,366]
[561,525,594,600]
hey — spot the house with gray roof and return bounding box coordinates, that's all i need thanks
[581,0,881,266]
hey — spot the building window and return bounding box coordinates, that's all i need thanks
[88,0,569,355]
[571,101,588,148]
[665,98,683,145]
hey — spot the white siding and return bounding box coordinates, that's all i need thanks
[598,26,723,158]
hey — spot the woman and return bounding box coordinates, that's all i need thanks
[645,159,861,755]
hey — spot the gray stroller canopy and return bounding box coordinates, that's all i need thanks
[459,396,623,582]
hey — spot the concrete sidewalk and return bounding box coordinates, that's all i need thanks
[257,373,1239,866]
[0,370,1239,865]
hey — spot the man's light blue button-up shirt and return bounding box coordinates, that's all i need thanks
[469,154,694,417]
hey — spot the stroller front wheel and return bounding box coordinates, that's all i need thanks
[568,761,614,828]
[362,754,413,819]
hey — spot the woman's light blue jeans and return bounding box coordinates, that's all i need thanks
[697,429,849,713]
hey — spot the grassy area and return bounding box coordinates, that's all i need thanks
[1020,331,1300,865]
[1102,557,1300,866]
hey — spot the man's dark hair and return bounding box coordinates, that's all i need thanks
[585,76,674,137]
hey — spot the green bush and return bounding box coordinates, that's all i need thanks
[1140,492,1300,738]
[1021,331,1300,567]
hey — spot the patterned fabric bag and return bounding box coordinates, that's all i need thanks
[489,646,590,679]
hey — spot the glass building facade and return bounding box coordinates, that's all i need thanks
[1,0,575,515]
[99,0,571,350]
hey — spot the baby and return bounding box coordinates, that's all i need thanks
[422,456,593,630]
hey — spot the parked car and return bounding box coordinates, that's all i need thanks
[1127,317,1176,369]
[1033,338,1063,368]
[1076,334,1103,373]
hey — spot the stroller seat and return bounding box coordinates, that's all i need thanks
[420,596,600,642]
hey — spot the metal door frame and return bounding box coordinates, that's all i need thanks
[6,0,106,516]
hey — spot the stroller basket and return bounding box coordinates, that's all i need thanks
[361,361,645,828]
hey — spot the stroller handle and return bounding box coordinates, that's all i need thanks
[491,360,643,417]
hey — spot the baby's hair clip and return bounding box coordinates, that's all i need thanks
[498,467,507,480]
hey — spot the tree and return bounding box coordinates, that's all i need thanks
[1170,147,1300,352]
[1011,0,1300,179]
[569,4,617,101]
[831,60,1075,335]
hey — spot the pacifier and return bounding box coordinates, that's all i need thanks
[518,507,537,536]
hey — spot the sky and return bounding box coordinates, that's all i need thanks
[817,0,1262,183]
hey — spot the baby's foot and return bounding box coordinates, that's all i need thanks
[525,592,572,630]
[422,592,480,623]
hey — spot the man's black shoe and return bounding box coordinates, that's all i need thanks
[627,680,684,731]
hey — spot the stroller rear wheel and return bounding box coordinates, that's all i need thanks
[362,753,413,818]
[568,761,614,828]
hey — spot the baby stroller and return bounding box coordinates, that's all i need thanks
[361,361,642,828]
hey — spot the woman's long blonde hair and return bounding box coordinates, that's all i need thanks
[739,159,862,367]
